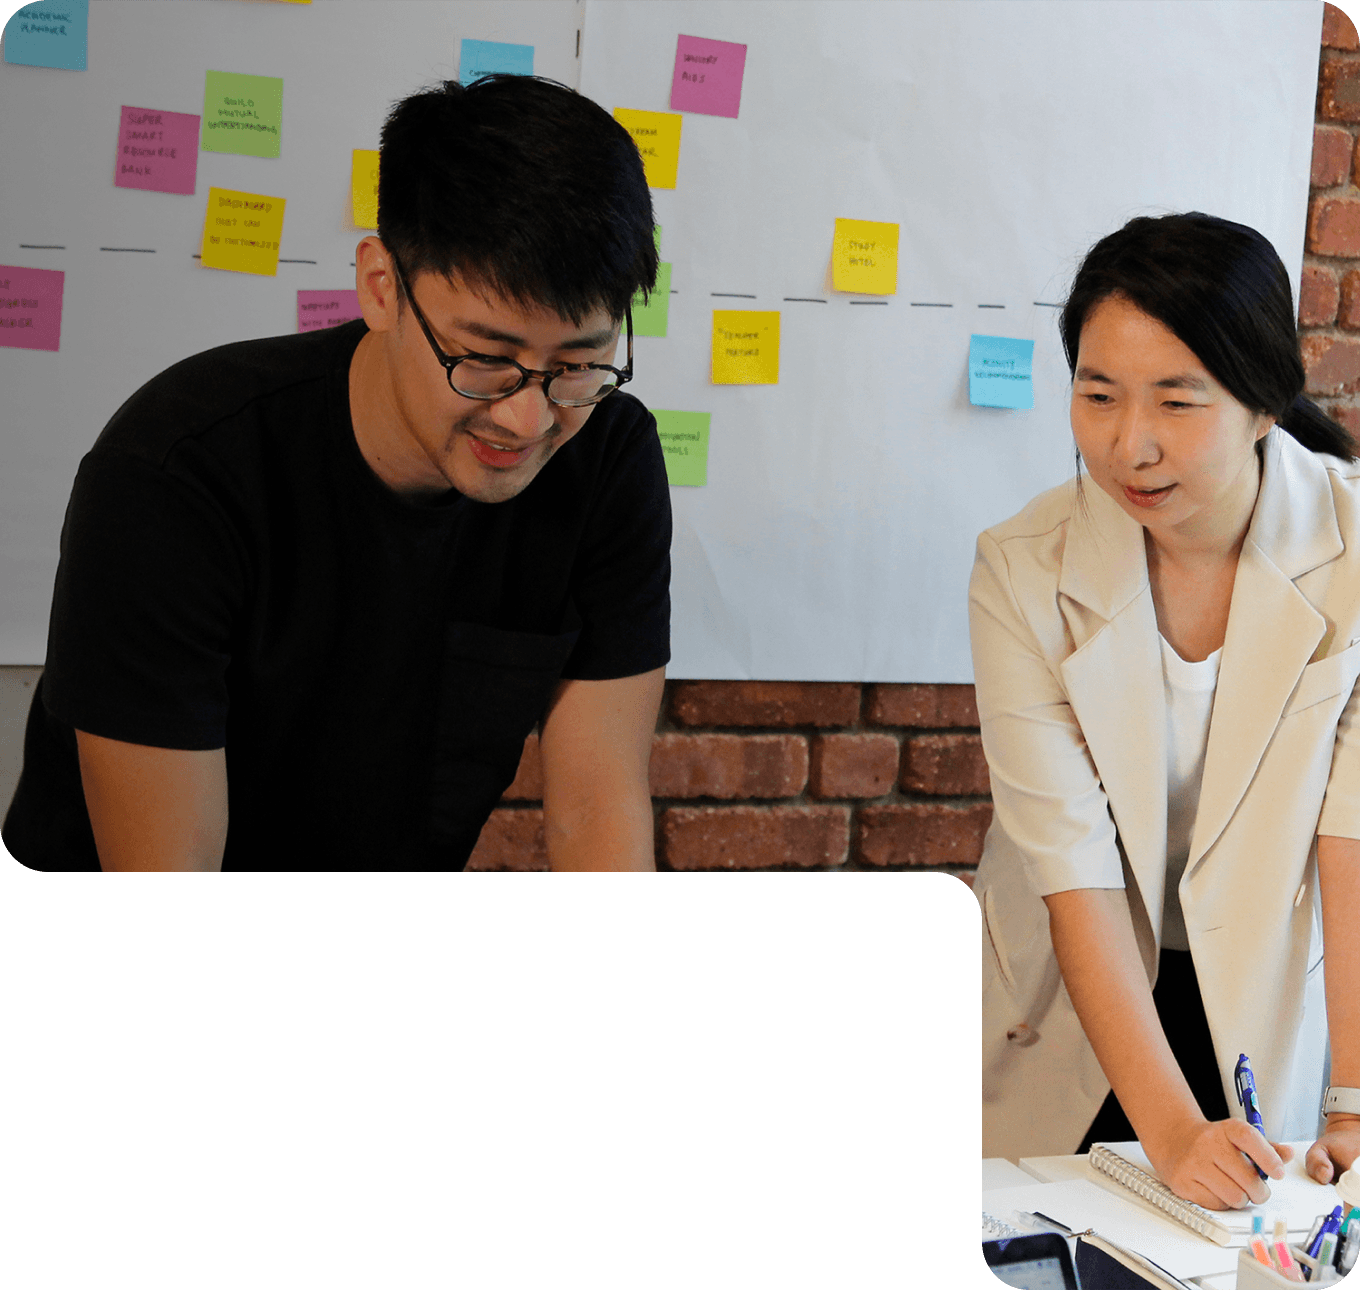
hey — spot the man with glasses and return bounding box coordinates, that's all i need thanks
[4,76,670,871]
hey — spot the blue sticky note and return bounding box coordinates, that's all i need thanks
[3,0,88,69]
[459,38,534,85]
[969,334,1035,410]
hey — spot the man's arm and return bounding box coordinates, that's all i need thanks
[75,730,227,871]
[537,667,663,871]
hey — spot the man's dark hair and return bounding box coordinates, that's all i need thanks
[1060,211,1354,461]
[377,75,658,324]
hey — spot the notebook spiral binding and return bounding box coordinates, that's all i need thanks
[983,1211,1026,1240]
[1088,1144,1232,1245]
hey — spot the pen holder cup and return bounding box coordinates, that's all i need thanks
[1236,1244,1322,1289]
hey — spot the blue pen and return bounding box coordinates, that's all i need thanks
[1234,1053,1270,1182]
[1308,1207,1343,1261]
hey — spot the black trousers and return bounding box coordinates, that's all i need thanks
[1078,948,1230,1152]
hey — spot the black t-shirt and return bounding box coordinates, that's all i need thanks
[4,320,671,870]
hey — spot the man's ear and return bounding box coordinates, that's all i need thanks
[354,236,400,334]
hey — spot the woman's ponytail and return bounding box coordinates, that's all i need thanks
[1279,394,1357,461]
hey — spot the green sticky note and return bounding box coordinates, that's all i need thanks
[202,70,283,158]
[632,262,671,338]
[654,224,662,253]
[655,409,709,487]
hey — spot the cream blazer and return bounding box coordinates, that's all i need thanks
[971,428,1360,1162]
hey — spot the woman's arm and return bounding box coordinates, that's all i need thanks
[1307,836,1360,1182]
[1045,887,1290,1209]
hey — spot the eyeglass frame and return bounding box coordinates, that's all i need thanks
[387,250,634,408]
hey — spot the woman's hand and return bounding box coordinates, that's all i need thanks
[1145,1114,1293,1210]
[1305,1113,1360,1184]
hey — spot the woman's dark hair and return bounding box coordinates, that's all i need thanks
[1060,212,1354,460]
[378,75,657,324]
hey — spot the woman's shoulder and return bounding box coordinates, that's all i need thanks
[978,476,1082,551]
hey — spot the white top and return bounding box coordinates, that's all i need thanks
[1159,635,1220,952]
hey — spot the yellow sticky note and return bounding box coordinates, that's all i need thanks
[832,218,899,295]
[351,149,379,229]
[200,186,286,276]
[612,108,682,189]
[711,310,779,384]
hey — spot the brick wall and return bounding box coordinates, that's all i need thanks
[469,7,1352,873]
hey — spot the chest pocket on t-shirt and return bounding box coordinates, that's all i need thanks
[429,619,581,860]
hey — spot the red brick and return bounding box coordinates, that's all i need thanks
[1302,334,1360,396]
[660,805,851,869]
[1309,196,1360,256]
[1314,125,1354,188]
[500,733,543,801]
[865,682,978,728]
[1301,264,1341,327]
[1324,3,1360,50]
[667,680,861,728]
[1339,269,1360,329]
[900,733,991,795]
[1321,59,1360,124]
[855,802,993,868]
[809,733,900,798]
[648,733,807,798]
[1329,402,1360,439]
[466,808,550,870]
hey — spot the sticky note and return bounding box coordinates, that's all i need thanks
[114,106,200,195]
[632,263,671,338]
[655,411,710,487]
[202,70,283,158]
[832,219,899,295]
[711,310,779,385]
[2,0,88,70]
[200,187,286,276]
[969,334,1035,410]
[297,289,363,333]
[670,34,747,118]
[351,149,379,229]
[459,38,533,84]
[0,265,64,351]
[612,109,682,189]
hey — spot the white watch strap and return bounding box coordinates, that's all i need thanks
[1323,1086,1360,1116]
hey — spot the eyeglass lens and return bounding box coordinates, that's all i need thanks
[449,357,621,407]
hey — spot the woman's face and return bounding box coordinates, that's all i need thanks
[1071,294,1274,549]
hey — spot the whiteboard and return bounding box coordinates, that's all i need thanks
[0,0,1323,680]
[582,0,1321,680]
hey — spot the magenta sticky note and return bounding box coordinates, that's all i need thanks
[670,34,748,118]
[0,265,64,352]
[297,289,363,333]
[114,105,201,195]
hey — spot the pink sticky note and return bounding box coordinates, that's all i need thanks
[0,265,64,352]
[297,289,363,333]
[669,34,747,119]
[114,105,201,195]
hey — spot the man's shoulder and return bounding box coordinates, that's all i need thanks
[91,320,366,467]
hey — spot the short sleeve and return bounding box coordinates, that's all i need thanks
[560,402,671,680]
[1317,674,1360,839]
[42,447,246,749]
[969,529,1125,894]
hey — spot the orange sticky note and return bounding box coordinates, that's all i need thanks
[832,218,899,295]
[612,108,682,189]
[200,186,286,276]
[711,310,779,384]
[351,149,379,229]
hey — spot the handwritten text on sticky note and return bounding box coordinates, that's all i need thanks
[612,108,682,189]
[670,34,747,118]
[832,219,899,295]
[632,262,672,338]
[3,0,88,69]
[297,290,363,333]
[0,265,64,351]
[655,410,711,486]
[202,70,283,158]
[712,310,779,385]
[200,187,286,276]
[459,38,533,84]
[115,106,200,195]
[351,149,379,229]
[969,334,1035,410]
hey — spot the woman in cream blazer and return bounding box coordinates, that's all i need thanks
[971,213,1360,1208]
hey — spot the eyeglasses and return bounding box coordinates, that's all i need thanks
[389,252,633,408]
